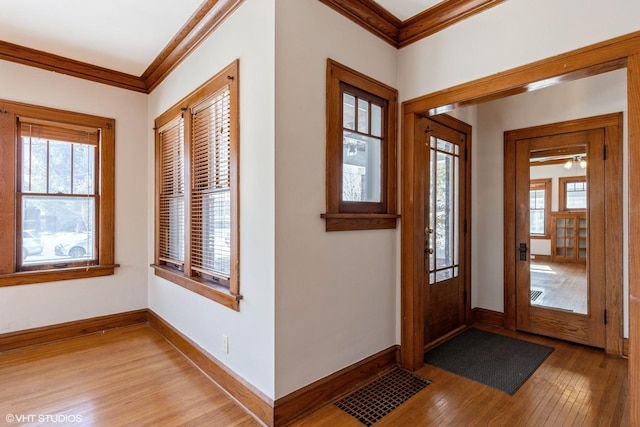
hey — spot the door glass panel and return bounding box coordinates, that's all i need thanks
[529,147,588,314]
[428,137,460,284]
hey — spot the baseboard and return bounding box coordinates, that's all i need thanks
[274,345,399,426]
[473,308,506,328]
[147,310,275,426]
[2,307,401,426]
[0,309,148,353]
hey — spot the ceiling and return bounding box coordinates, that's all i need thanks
[0,0,441,79]
[0,0,203,76]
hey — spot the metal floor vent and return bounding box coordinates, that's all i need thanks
[334,367,431,426]
[531,290,543,302]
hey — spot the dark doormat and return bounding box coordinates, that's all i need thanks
[424,328,553,395]
[334,367,431,426]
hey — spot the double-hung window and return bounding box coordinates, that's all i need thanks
[322,59,398,231]
[529,179,551,238]
[0,100,116,286]
[153,60,240,310]
[560,176,587,211]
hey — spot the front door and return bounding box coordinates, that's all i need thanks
[422,116,469,347]
[511,128,607,347]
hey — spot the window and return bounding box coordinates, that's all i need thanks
[322,59,399,231]
[559,176,587,211]
[152,60,240,310]
[0,100,116,286]
[530,179,551,237]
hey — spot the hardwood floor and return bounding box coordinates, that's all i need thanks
[0,325,259,426]
[531,260,587,314]
[0,323,628,426]
[293,325,629,427]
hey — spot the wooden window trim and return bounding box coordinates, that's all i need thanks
[559,176,587,212]
[530,178,551,239]
[152,264,240,311]
[152,60,240,310]
[0,99,116,287]
[322,59,399,231]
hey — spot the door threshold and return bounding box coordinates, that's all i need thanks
[424,325,467,352]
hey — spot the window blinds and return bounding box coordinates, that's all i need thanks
[190,86,231,279]
[158,117,185,265]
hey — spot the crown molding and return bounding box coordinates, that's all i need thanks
[0,0,499,92]
[142,0,244,92]
[0,0,244,94]
[0,40,148,93]
[318,0,401,47]
[320,0,505,49]
[400,0,505,48]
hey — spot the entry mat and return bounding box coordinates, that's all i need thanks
[424,328,554,395]
[334,367,431,426]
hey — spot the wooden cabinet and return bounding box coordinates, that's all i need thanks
[551,212,586,263]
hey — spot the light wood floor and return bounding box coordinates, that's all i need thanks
[0,325,259,426]
[0,324,628,426]
[293,324,628,427]
[531,261,587,314]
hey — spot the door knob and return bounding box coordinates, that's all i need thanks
[519,243,528,261]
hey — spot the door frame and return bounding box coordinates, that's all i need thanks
[400,33,640,422]
[504,113,623,353]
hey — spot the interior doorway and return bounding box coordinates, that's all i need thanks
[504,114,622,350]
[399,34,639,404]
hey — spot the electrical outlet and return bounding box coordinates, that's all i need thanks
[222,334,229,354]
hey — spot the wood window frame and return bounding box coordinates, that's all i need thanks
[321,59,399,231]
[559,176,587,211]
[529,178,551,239]
[152,60,240,311]
[0,99,117,287]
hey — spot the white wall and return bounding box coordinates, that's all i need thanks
[398,0,640,103]
[473,70,628,336]
[0,61,148,332]
[274,0,398,398]
[147,0,276,398]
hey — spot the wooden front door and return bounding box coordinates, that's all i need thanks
[422,116,469,347]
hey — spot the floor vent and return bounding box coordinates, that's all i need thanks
[531,290,543,302]
[334,367,431,426]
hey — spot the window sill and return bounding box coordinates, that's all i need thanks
[151,264,241,311]
[321,213,400,231]
[0,264,119,287]
[530,234,550,240]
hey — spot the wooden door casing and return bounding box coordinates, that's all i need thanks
[505,115,622,352]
